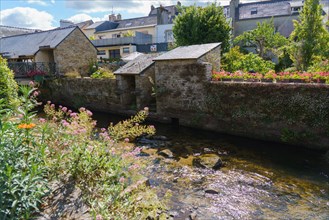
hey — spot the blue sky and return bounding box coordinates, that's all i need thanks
[0,0,233,30]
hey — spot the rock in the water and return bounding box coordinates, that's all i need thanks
[151,135,170,141]
[205,189,219,195]
[192,154,223,170]
[189,211,197,220]
[158,149,174,158]
[212,158,223,170]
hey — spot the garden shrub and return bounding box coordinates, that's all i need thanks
[0,87,48,219]
[0,57,19,109]
[221,46,275,74]
[308,57,329,72]
[90,67,116,79]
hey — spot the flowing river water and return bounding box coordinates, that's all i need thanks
[94,112,329,220]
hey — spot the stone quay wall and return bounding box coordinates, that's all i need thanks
[155,61,329,150]
[43,63,329,150]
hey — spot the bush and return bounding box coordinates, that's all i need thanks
[221,46,275,74]
[308,58,329,72]
[0,57,19,109]
[90,67,115,79]
[0,87,48,219]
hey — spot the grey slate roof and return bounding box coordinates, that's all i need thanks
[238,0,291,20]
[75,20,94,29]
[0,26,76,58]
[0,25,40,38]
[116,16,157,29]
[114,52,163,75]
[85,21,119,32]
[153,43,221,61]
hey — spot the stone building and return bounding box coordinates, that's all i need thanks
[0,26,97,76]
[114,53,163,110]
[153,43,221,116]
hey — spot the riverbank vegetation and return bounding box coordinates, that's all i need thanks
[0,59,169,219]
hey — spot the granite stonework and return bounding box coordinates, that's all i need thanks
[43,43,329,150]
[54,28,97,76]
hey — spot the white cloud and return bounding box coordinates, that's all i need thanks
[27,0,48,6]
[66,13,109,23]
[65,0,226,16]
[0,7,55,30]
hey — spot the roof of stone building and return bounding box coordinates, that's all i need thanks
[153,43,221,61]
[0,26,76,59]
[114,52,163,75]
[238,0,292,20]
[75,20,94,29]
[0,25,40,38]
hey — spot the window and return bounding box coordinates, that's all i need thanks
[97,50,106,55]
[165,30,174,42]
[292,7,301,12]
[109,49,120,58]
[122,47,130,53]
[98,35,104,39]
[112,34,121,38]
[251,7,257,15]
[125,22,132,27]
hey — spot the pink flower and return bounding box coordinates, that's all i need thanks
[124,138,129,143]
[61,120,69,127]
[70,113,78,118]
[29,81,35,87]
[101,128,106,132]
[62,107,67,112]
[59,105,62,109]
[47,101,51,104]
[68,110,72,114]
[86,110,93,116]
[79,107,86,112]
[50,104,55,108]
[96,215,103,220]
[144,107,149,111]
[87,145,94,152]
[150,125,155,129]
[32,91,39,97]
[17,114,23,118]
[39,118,46,123]
[119,177,125,183]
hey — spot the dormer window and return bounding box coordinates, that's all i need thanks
[292,7,301,13]
[251,7,257,15]
[125,22,132,27]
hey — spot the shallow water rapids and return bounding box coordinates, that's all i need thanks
[95,113,329,220]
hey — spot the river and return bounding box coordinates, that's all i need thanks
[94,112,329,220]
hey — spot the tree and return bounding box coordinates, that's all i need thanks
[289,0,329,71]
[234,19,288,59]
[173,3,231,52]
[0,57,18,109]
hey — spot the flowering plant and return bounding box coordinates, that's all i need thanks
[27,70,46,78]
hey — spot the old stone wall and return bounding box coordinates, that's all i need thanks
[155,60,212,115]
[135,65,156,110]
[54,28,97,76]
[42,78,122,112]
[155,61,329,150]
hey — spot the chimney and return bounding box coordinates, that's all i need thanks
[116,13,122,21]
[151,5,155,10]
[60,19,74,28]
[177,1,181,6]
[109,14,116,22]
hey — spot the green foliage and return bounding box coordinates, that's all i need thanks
[0,57,19,109]
[289,0,329,70]
[42,103,165,219]
[234,18,288,59]
[221,46,275,73]
[90,67,116,79]
[173,3,231,52]
[108,107,156,142]
[0,87,48,219]
[122,30,135,37]
[308,58,329,72]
